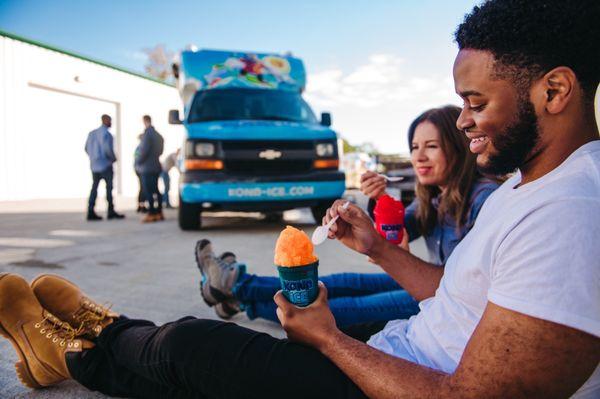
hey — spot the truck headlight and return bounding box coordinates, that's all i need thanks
[316,143,335,157]
[195,142,215,157]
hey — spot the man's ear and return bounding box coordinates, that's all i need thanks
[542,67,577,114]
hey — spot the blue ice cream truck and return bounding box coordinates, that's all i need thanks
[169,50,345,230]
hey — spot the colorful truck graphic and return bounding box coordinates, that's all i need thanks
[170,49,345,230]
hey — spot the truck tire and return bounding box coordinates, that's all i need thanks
[310,203,330,224]
[179,199,202,230]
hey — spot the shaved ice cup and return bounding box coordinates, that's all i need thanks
[277,261,319,307]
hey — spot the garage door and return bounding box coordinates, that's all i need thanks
[14,85,118,200]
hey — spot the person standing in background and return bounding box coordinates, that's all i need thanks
[84,114,125,221]
[161,149,180,209]
[136,115,164,222]
[134,134,147,213]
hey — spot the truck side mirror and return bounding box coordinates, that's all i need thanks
[320,112,332,127]
[169,109,183,125]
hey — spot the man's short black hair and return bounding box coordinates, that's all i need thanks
[455,0,600,106]
[143,115,152,122]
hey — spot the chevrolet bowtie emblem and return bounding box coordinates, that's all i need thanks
[258,149,282,160]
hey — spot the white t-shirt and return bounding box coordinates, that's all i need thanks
[368,141,600,398]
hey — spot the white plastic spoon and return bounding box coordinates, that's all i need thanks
[311,201,350,245]
[381,175,404,182]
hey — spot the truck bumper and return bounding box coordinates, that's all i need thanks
[179,170,345,211]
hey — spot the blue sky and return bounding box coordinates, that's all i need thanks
[0,0,481,154]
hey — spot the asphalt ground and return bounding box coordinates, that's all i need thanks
[0,195,426,398]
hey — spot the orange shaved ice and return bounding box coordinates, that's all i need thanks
[274,226,318,267]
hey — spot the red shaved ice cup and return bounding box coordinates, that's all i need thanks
[374,194,405,244]
[277,261,319,307]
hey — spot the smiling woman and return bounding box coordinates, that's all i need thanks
[406,105,495,240]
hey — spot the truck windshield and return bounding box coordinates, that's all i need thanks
[187,88,318,124]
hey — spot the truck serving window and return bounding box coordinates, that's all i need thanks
[187,88,318,124]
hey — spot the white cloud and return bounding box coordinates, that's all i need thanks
[124,51,148,61]
[304,54,460,154]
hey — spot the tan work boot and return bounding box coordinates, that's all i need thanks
[31,274,119,340]
[142,213,159,223]
[0,273,93,388]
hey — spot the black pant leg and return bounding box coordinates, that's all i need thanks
[141,174,155,213]
[67,344,194,399]
[136,173,146,203]
[103,168,114,210]
[340,321,388,343]
[69,316,367,399]
[88,172,102,213]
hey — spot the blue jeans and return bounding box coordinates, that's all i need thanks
[233,272,420,327]
[88,167,114,213]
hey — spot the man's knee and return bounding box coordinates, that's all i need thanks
[156,317,226,359]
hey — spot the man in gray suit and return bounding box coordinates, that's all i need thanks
[135,115,164,222]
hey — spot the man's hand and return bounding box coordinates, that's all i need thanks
[274,282,341,351]
[323,200,382,255]
[360,171,387,200]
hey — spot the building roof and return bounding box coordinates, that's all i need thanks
[0,29,174,87]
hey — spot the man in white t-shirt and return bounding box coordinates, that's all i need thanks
[0,0,597,398]
[279,0,600,397]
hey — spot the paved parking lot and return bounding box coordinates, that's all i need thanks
[0,196,425,398]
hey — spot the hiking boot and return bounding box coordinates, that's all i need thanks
[0,273,93,388]
[107,210,125,220]
[195,240,241,306]
[31,274,118,339]
[214,299,241,319]
[156,211,165,221]
[86,212,102,221]
[214,252,244,318]
[219,251,237,265]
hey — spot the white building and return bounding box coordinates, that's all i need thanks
[0,30,183,201]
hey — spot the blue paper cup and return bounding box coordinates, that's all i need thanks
[277,261,319,307]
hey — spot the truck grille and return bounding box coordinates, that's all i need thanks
[221,140,315,175]
[225,160,313,175]
[221,140,314,151]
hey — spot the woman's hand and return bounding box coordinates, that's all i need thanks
[399,228,410,251]
[323,200,381,255]
[360,171,387,200]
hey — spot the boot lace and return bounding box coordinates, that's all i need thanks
[73,299,114,335]
[34,312,82,349]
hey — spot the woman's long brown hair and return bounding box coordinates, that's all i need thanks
[408,105,479,236]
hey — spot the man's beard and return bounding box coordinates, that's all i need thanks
[478,99,540,175]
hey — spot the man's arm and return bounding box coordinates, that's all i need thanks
[103,133,117,162]
[137,132,150,163]
[326,200,442,301]
[84,132,92,155]
[368,238,442,301]
[276,289,600,399]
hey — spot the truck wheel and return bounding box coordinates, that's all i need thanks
[310,203,329,224]
[179,200,202,230]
